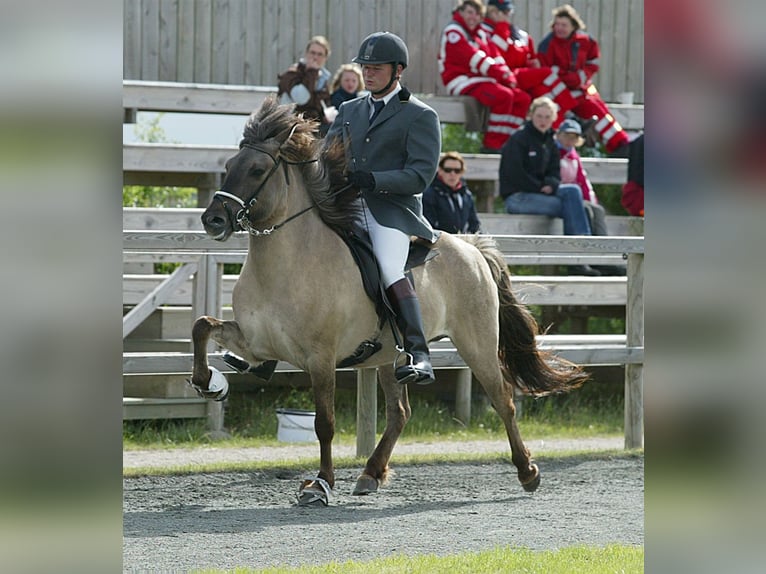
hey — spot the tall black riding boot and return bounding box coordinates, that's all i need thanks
[386,278,435,385]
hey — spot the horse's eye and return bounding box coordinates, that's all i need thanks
[250,167,266,177]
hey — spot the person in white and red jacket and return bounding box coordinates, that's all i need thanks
[438,0,530,152]
[480,0,578,119]
[537,4,631,156]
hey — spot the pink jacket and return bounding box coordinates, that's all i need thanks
[558,144,598,203]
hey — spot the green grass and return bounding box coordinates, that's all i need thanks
[124,379,623,450]
[195,544,643,573]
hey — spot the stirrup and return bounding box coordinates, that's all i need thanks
[393,349,435,385]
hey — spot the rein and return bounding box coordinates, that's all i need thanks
[212,124,353,237]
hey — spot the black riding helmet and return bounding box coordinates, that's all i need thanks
[352,32,409,95]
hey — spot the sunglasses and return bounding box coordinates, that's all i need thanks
[441,167,463,174]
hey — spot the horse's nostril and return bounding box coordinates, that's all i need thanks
[205,214,226,228]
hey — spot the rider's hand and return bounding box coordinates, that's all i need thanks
[347,170,375,190]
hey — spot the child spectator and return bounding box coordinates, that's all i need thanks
[423,151,481,234]
[329,64,365,110]
[556,119,625,275]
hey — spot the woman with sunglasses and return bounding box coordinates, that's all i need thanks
[423,151,481,234]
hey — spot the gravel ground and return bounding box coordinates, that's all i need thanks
[123,438,642,572]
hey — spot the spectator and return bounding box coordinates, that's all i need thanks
[621,133,644,216]
[424,151,482,234]
[438,0,531,153]
[537,4,631,156]
[499,96,601,276]
[481,0,578,115]
[277,35,335,136]
[330,63,366,110]
[556,119,626,275]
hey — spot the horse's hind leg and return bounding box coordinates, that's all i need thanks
[354,367,411,495]
[189,316,250,399]
[453,336,540,492]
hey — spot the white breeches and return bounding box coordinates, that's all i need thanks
[358,202,409,288]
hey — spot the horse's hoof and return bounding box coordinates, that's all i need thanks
[521,464,541,493]
[352,474,379,496]
[187,367,230,401]
[297,478,332,507]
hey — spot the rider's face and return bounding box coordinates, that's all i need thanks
[362,63,397,95]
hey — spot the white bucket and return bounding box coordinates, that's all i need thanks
[275,408,317,442]
[617,91,635,105]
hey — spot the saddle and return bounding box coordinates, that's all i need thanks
[337,225,439,368]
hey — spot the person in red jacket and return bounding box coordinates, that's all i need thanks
[480,1,578,117]
[537,4,630,156]
[438,0,531,152]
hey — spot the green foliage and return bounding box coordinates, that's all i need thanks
[123,113,198,209]
[440,123,482,154]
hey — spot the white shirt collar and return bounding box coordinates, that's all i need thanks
[369,82,402,108]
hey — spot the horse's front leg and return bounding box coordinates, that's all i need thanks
[297,362,336,507]
[353,366,411,495]
[189,316,250,400]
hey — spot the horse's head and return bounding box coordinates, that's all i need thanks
[201,96,320,241]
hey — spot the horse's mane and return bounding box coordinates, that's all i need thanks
[241,96,360,235]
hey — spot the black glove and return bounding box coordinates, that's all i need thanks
[347,170,375,190]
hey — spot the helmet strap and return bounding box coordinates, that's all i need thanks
[371,65,400,96]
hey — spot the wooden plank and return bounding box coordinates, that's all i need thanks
[124,273,629,307]
[124,0,142,79]
[454,369,472,424]
[193,0,212,83]
[123,262,198,338]
[625,251,644,448]
[210,0,229,84]
[611,0,630,97]
[158,0,179,81]
[122,80,276,114]
[123,397,209,420]
[627,0,644,103]
[461,153,628,184]
[177,0,195,82]
[227,0,247,84]
[243,0,261,85]
[123,341,642,376]
[261,0,279,86]
[123,0,642,100]
[121,81,643,128]
[122,141,629,184]
[141,0,160,81]
[123,208,644,236]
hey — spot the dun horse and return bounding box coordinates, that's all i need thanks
[189,96,587,505]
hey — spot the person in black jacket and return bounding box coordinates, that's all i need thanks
[499,95,599,275]
[423,151,481,234]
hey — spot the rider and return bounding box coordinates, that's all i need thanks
[325,31,441,385]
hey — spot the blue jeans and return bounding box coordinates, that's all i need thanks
[503,184,592,235]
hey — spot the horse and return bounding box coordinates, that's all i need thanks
[188,96,587,505]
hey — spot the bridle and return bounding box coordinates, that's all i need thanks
[213,123,355,236]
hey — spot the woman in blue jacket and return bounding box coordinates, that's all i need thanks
[423,151,481,234]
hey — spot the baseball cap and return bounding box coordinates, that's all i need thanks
[488,0,514,12]
[557,119,582,134]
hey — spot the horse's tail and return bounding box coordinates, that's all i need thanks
[467,235,589,397]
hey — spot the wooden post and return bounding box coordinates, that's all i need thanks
[356,367,378,458]
[624,252,644,448]
[454,368,472,424]
[193,254,225,432]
